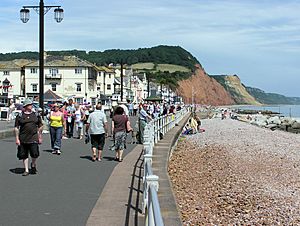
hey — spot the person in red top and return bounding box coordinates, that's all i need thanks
[14,99,43,176]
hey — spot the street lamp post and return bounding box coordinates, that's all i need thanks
[120,60,124,102]
[20,1,64,116]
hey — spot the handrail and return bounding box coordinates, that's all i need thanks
[143,107,189,226]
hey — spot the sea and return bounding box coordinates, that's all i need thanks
[230,105,300,118]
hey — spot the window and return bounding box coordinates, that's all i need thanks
[49,68,58,75]
[30,68,38,74]
[107,84,111,90]
[91,98,96,105]
[76,83,82,92]
[75,98,83,104]
[3,71,9,76]
[32,84,37,92]
[51,83,57,92]
[108,73,111,79]
[97,86,101,91]
[75,68,82,74]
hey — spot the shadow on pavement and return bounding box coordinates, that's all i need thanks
[9,168,25,174]
[80,155,94,162]
[125,149,144,226]
[42,149,54,153]
[102,156,116,161]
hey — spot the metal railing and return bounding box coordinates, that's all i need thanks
[143,107,188,226]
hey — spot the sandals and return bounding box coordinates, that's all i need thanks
[22,171,29,176]
[92,155,96,162]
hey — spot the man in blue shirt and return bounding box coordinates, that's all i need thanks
[139,104,152,144]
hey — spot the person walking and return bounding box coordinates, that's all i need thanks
[127,100,133,116]
[139,104,152,144]
[112,106,132,162]
[74,104,85,139]
[66,99,75,138]
[48,103,64,155]
[61,101,69,139]
[85,103,108,161]
[8,99,15,122]
[14,99,43,176]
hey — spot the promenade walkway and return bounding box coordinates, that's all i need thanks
[0,117,139,226]
[0,112,188,226]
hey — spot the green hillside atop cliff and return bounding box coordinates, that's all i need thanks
[246,87,300,105]
[0,45,199,70]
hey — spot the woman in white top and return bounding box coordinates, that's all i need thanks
[74,104,85,139]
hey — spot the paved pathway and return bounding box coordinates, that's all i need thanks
[0,118,138,226]
[0,120,14,130]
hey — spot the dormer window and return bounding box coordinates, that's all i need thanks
[30,68,38,74]
[75,68,82,74]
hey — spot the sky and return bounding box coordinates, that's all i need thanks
[1,0,300,97]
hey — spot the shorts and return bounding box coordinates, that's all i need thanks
[90,134,105,150]
[17,143,39,160]
[114,131,126,150]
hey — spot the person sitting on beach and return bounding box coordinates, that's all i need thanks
[193,114,201,132]
[190,117,198,133]
[183,123,193,135]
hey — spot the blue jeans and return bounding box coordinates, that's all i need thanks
[50,126,63,150]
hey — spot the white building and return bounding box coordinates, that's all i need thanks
[0,59,31,104]
[94,65,116,97]
[24,55,98,104]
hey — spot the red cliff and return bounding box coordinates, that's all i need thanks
[177,65,235,105]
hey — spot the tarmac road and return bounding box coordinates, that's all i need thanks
[0,117,138,226]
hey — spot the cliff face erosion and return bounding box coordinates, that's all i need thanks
[177,65,235,105]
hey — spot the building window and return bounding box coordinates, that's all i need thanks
[49,68,58,75]
[91,98,96,105]
[32,84,37,92]
[75,68,82,74]
[3,71,9,76]
[97,86,101,91]
[108,73,111,79]
[76,83,82,92]
[75,98,83,104]
[51,83,57,92]
[30,68,38,74]
[107,84,111,90]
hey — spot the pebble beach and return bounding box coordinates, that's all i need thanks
[169,118,300,225]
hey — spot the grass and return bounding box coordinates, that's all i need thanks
[156,64,190,73]
[132,62,190,73]
[131,62,155,70]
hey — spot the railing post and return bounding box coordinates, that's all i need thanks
[143,154,153,214]
[146,175,159,226]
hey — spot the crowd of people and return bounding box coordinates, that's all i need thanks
[13,97,184,176]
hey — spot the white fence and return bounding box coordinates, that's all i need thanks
[143,108,188,226]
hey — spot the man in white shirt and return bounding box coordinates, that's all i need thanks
[85,104,108,161]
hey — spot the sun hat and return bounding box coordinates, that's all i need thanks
[23,98,33,107]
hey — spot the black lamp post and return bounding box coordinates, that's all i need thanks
[120,60,124,102]
[20,1,64,116]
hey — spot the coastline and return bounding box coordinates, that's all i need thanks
[169,118,300,225]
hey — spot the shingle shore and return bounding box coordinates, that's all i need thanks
[169,118,300,225]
